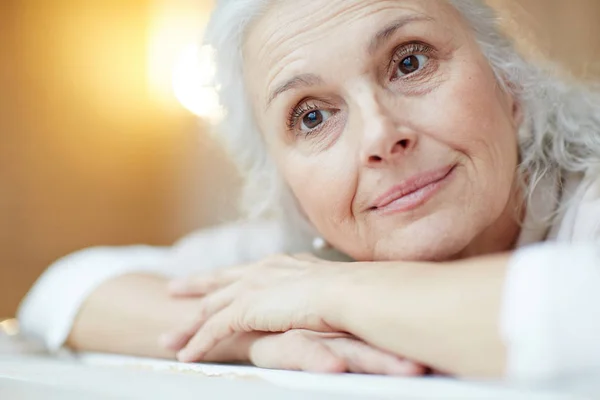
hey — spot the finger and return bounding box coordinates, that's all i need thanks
[176,290,336,363]
[159,313,207,352]
[160,283,241,352]
[250,331,346,374]
[324,338,426,376]
[176,310,236,362]
[177,300,261,362]
[202,332,263,363]
[159,329,195,351]
[193,283,241,325]
[168,267,248,297]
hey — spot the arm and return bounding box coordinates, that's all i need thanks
[66,274,202,358]
[65,273,425,375]
[336,254,508,377]
[17,228,425,375]
[18,247,262,360]
[343,242,600,379]
[169,252,507,376]
[173,243,600,379]
[17,246,212,358]
[500,242,600,380]
[18,220,284,352]
[67,273,264,361]
[17,246,172,351]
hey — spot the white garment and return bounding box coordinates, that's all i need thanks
[17,170,600,381]
[501,169,600,380]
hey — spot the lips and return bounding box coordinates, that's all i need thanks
[370,165,456,211]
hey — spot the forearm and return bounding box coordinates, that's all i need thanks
[67,274,204,359]
[335,254,509,377]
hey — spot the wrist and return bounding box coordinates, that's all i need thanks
[324,263,389,332]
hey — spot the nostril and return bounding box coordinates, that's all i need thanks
[368,155,383,163]
[398,139,409,149]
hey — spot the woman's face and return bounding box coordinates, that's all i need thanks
[243,0,522,261]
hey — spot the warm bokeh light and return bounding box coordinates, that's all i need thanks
[0,319,20,336]
[173,45,224,123]
[147,0,222,122]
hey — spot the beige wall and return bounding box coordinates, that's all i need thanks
[1,0,600,318]
[491,0,600,78]
[0,0,238,318]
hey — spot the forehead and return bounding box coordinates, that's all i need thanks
[242,0,463,98]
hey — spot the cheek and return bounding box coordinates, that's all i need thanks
[423,62,519,171]
[276,145,357,227]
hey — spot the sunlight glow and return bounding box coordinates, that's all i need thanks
[147,0,223,122]
[172,45,224,123]
[0,319,19,336]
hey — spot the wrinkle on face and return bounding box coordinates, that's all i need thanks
[242,0,522,262]
[245,0,439,107]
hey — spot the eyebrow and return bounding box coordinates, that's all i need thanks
[368,14,433,55]
[266,14,432,108]
[267,74,324,108]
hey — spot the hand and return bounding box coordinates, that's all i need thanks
[168,253,332,298]
[168,253,509,378]
[165,255,425,375]
[166,254,377,363]
[161,328,424,375]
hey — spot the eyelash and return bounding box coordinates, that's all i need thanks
[286,101,323,133]
[389,42,435,80]
[286,42,436,133]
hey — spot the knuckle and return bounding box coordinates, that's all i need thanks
[232,308,251,333]
[198,299,211,318]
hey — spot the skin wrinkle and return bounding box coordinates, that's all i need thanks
[266,15,437,108]
[244,0,523,262]
[258,9,440,250]
[267,20,458,148]
[367,15,434,56]
[252,1,428,106]
[268,74,324,109]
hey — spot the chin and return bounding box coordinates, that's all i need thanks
[370,214,480,262]
[380,239,468,262]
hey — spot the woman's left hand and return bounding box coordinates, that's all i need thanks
[166,253,356,363]
[166,252,509,377]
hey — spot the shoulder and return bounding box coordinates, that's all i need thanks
[166,219,288,271]
[551,168,600,241]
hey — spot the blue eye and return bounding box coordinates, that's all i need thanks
[301,109,332,132]
[397,54,429,76]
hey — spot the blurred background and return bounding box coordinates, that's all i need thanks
[1,0,599,318]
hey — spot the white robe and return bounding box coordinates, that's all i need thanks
[17,168,600,380]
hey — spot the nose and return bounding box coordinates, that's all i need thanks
[358,95,417,167]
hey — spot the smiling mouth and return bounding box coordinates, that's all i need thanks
[369,165,456,214]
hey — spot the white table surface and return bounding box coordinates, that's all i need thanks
[0,353,592,400]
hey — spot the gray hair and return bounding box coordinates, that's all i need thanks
[204,0,600,249]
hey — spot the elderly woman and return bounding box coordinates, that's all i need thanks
[18,0,600,380]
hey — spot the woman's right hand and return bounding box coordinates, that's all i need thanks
[161,328,425,376]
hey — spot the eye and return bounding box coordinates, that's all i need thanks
[396,54,429,77]
[300,109,332,132]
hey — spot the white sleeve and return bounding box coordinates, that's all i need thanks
[501,241,600,380]
[17,246,170,352]
[17,219,284,352]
